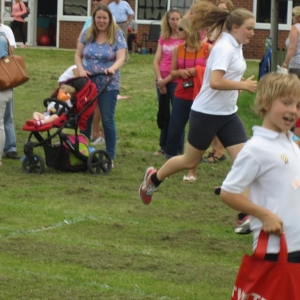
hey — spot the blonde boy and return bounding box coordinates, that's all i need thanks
[221,73,300,262]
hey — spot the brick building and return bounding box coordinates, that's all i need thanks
[1,0,299,59]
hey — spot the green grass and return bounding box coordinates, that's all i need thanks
[0,49,260,299]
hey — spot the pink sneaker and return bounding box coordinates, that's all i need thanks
[234,215,251,234]
[139,166,157,205]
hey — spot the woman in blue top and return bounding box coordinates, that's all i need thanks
[0,35,14,166]
[75,4,127,167]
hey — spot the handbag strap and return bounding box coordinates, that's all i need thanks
[254,230,288,262]
[1,36,13,57]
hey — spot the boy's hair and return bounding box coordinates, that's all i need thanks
[178,18,201,50]
[160,8,183,40]
[253,73,300,118]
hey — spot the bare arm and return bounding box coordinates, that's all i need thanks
[220,190,283,235]
[105,48,126,74]
[74,42,91,77]
[210,70,257,93]
[153,44,163,79]
[283,26,299,67]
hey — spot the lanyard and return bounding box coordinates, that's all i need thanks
[184,47,197,69]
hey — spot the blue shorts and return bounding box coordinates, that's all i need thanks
[188,110,248,150]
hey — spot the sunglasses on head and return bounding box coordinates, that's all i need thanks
[178,27,184,31]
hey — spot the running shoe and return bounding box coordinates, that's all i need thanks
[139,166,157,205]
[235,214,252,234]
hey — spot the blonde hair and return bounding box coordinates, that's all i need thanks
[59,84,77,99]
[85,4,118,45]
[254,73,300,118]
[292,6,300,23]
[178,18,201,50]
[160,8,183,40]
[190,2,253,40]
[216,0,234,12]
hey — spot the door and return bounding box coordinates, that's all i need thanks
[1,0,36,46]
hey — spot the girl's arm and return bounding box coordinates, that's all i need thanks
[210,70,257,93]
[220,190,283,235]
[282,26,299,68]
[153,44,163,79]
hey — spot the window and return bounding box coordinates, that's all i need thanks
[136,0,191,21]
[63,0,88,16]
[256,0,288,24]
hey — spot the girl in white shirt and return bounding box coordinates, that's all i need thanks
[139,4,257,206]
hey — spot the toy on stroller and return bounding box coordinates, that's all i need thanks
[22,74,113,175]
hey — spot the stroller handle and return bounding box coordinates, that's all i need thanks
[88,72,113,79]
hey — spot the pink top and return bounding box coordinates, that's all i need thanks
[12,1,26,22]
[158,37,184,81]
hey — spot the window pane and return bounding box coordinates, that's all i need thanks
[137,0,168,20]
[170,0,192,15]
[256,0,287,24]
[63,0,88,16]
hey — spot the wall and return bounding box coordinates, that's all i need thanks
[59,21,83,49]
[58,0,289,59]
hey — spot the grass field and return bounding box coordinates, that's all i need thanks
[0,49,260,300]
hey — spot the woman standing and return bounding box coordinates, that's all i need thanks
[75,4,127,168]
[0,35,14,166]
[166,18,212,181]
[153,8,184,156]
[282,6,300,138]
[139,5,257,208]
[11,0,26,48]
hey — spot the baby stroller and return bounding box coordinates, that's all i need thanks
[22,74,113,175]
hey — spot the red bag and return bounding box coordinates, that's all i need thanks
[231,230,300,300]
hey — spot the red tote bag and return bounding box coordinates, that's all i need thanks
[231,230,300,300]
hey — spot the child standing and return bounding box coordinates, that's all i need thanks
[221,73,300,261]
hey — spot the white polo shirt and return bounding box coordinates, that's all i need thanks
[191,32,246,115]
[0,23,16,48]
[222,126,300,253]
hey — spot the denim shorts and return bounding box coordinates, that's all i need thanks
[188,110,248,150]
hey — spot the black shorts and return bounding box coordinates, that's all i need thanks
[188,110,248,150]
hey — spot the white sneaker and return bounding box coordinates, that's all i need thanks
[91,137,105,145]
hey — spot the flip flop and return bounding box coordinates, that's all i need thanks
[117,95,131,100]
[203,153,226,163]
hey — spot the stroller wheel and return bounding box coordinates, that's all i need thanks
[87,150,112,175]
[22,154,45,174]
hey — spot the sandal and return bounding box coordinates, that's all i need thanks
[154,149,165,156]
[183,175,197,182]
[203,152,226,164]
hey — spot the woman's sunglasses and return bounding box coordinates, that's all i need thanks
[178,27,184,31]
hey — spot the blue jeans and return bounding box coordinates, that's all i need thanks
[156,82,184,153]
[4,95,17,154]
[81,90,118,159]
[164,97,193,159]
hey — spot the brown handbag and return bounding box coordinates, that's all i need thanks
[0,36,29,91]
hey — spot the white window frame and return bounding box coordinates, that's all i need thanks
[58,0,90,21]
[253,0,293,31]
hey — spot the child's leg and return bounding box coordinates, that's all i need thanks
[157,142,205,181]
[33,112,46,120]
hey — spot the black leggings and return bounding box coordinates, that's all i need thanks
[11,20,26,45]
